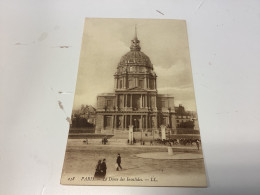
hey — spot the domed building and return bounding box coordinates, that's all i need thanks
[95,30,176,136]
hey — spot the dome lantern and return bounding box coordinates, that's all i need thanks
[130,25,141,51]
[117,26,154,72]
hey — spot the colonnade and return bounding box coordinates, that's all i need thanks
[114,75,157,90]
[115,94,157,109]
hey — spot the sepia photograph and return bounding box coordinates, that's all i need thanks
[60,18,207,187]
[2,1,260,194]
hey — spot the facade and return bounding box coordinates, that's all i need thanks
[95,31,176,134]
[175,104,192,128]
[175,104,199,131]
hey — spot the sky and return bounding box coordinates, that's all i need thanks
[73,18,197,111]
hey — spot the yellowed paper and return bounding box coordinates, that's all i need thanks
[61,18,207,187]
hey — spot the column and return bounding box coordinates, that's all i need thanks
[115,95,118,109]
[123,94,125,108]
[145,115,148,130]
[112,115,114,129]
[130,115,132,125]
[141,94,143,108]
[153,96,156,108]
[129,125,134,144]
[144,76,147,89]
[126,94,128,108]
[140,115,143,129]
[130,94,133,108]
[115,115,117,129]
[102,115,105,130]
[161,125,166,140]
[125,115,127,129]
[122,115,125,128]
[145,95,148,108]
[155,77,157,90]
[148,115,151,129]
[155,115,158,128]
[123,77,126,89]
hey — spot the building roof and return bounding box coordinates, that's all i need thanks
[117,27,154,73]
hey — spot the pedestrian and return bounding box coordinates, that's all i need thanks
[83,138,88,144]
[116,153,122,171]
[100,158,107,178]
[94,160,102,179]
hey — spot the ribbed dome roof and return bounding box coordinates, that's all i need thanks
[117,28,153,73]
[118,50,153,68]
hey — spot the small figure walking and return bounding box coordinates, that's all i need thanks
[100,159,107,178]
[196,140,200,150]
[116,153,122,171]
[83,138,88,144]
[94,160,102,179]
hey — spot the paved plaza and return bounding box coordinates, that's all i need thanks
[61,139,206,186]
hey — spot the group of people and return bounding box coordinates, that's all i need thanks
[94,154,122,179]
[94,159,107,179]
[101,137,108,145]
[127,138,136,145]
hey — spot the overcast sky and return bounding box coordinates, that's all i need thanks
[73,18,197,111]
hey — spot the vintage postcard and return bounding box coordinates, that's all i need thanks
[61,18,207,187]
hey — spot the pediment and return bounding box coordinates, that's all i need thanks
[128,87,146,91]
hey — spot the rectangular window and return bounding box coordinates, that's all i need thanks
[130,66,134,72]
[162,117,167,125]
[107,100,113,108]
[139,80,144,88]
[150,79,154,89]
[128,79,134,88]
[104,116,112,128]
[161,101,166,108]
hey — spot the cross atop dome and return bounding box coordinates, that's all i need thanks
[130,25,141,51]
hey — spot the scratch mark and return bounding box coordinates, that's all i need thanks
[156,10,165,15]
[38,32,48,42]
[58,91,72,94]
[58,101,64,110]
[41,185,46,195]
[51,45,71,48]
[58,101,71,123]
[196,0,206,10]
[14,42,28,46]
